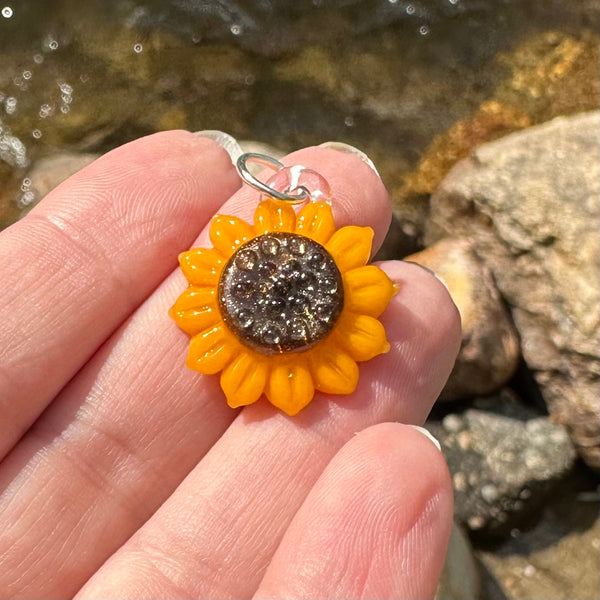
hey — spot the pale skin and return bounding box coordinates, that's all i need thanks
[0,131,461,599]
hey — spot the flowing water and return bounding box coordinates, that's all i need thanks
[0,0,598,231]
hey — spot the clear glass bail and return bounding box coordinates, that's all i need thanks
[236,152,331,204]
[264,165,331,204]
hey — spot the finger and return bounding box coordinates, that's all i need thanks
[255,423,453,600]
[0,147,391,599]
[76,262,461,599]
[0,131,239,459]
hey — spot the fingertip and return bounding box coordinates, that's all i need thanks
[350,422,452,503]
[318,141,381,177]
[355,261,461,424]
[255,421,453,600]
[380,260,462,339]
[41,129,241,208]
[385,259,461,343]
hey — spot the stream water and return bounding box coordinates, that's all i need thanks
[0,0,598,230]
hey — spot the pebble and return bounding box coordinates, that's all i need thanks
[426,389,576,536]
[406,238,520,401]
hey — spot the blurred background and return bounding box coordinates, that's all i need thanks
[0,1,598,598]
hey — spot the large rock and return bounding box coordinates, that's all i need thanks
[406,238,520,400]
[427,390,577,537]
[391,28,599,255]
[427,112,600,468]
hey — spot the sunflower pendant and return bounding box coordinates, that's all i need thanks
[170,154,396,416]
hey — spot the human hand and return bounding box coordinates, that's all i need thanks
[0,132,460,599]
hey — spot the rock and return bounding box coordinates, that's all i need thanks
[495,30,600,125]
[476,464,600,600]
[426,389,577,536]
[435,522,480,600]
[427,112,600,469]
[479,516,600,600]
[18,153,100,216]
[402,101,532,200]
[391,29,598,254]
[406,238,520,400]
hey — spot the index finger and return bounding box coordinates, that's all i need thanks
[0,131,240,459]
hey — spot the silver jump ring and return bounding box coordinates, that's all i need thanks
[236,152,309,204]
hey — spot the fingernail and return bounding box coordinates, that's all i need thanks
[407,425,442,451]
[194,130,243,165]
[319,141,380,177]
[403,261,450,293]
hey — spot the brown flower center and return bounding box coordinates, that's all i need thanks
[218,232,344,355]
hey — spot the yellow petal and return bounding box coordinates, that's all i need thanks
[308,344,359,395]
[254,199,296,234]
[209,214,254,257]
[333,312,390,362]
[221,351,269,408]
[325,226,373,272]
[179,248,224,286]
[266,357,315,416]
[295,201,336,245]
[343,265,396,318]
[186,323,240,375]
[169,286,220,337]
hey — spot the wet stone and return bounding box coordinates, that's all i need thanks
[218,232,343,355]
